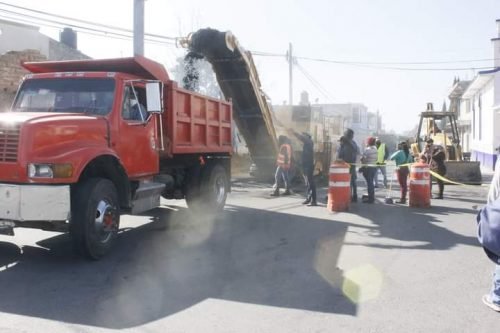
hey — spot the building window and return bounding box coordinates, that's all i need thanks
[352,107,361,123]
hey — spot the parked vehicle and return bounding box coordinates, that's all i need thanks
[0,56,232,259]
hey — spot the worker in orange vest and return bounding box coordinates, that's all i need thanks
[271,135,292,196]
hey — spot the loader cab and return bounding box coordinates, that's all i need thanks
[414,111,462,161]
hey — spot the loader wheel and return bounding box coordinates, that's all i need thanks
[70,178,120,260]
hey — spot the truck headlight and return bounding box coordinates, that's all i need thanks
[28,163,73,178]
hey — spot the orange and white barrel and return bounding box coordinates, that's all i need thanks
[409,162,431,208]
[327,161,351,212]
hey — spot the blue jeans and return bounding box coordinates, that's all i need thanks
[490,264,500,304]
[273,166,289,191]
[363,167,377,201]
[349,165,357,199]
[374,165,387,187]
[304,167,317,203]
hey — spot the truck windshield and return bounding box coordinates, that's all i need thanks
[12,78,115,115]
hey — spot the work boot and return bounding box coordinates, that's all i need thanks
[282,189,292,196]
[362,196,374,203]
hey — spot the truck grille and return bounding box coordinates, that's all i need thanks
[0,125,20,162]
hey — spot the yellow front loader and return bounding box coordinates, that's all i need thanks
[411,108,481,185]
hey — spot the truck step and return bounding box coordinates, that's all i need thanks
[131,181,165,215]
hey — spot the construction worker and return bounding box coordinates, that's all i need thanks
[337,129,360,202]
[422,138,446,199]
[390,141,414,204]
[360,137,378,203]
[289,129,317,206]
[271,135,292,196]
[375,138,389,188]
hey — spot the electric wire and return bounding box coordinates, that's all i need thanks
[295,63,335,102]
[0,12,176,46]
[1,1,497,71]
[0,2,177,43]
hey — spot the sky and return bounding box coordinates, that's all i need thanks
[1,0,499,133]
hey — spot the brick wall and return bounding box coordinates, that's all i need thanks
[0,49,47,112]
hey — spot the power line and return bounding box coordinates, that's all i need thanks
[0,1,177,43]
[295,63,335,102]
[1,1,496,71]
[252,51,498,71]
[0,12,176,46]
[295,55,499,65]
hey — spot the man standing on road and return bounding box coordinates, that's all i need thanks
[423,138,447,199]
[290,130,317,206]
[374,138,389,188]
[337,129,360,202]
[482,147,500,312]
[360,137,378,203]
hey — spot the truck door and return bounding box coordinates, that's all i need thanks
[115,83,159,177]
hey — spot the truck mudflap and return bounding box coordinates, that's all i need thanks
[0,184,71,222]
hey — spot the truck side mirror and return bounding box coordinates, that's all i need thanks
[146,82,162,113]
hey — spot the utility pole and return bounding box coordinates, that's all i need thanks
[133,0,145,56]
[287,42,293,105]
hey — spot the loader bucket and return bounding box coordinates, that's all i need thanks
[443,161,482,185]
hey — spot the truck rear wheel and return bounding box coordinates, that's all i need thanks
[186,163,228,212]
[70,178,120,260]
[203,164,228,211]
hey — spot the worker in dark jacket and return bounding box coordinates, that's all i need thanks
[423,138,447,199]
[337,128,360,202]
[290,129,317,206]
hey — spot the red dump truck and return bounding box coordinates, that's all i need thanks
[0,56,232,259]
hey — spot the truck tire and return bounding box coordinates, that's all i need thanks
[186,163,228,212]
[70,178,120,260]
[201,163,228,211]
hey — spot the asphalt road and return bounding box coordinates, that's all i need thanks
[0,174,498,332]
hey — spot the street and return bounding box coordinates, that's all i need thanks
[0,174,498,333]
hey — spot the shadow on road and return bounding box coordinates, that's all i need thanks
[342,194,480,251]
[0,205,355,329]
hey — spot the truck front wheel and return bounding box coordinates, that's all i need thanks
[70,178,120,260]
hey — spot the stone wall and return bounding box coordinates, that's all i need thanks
[0,49,47,112]
[48,39,90,61]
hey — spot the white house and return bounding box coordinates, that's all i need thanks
[460,19,500,170]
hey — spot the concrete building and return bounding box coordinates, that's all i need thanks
[0,19,89,112]
[273,98,382,161]
[459,19,500,170]
[314,103,380,149]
